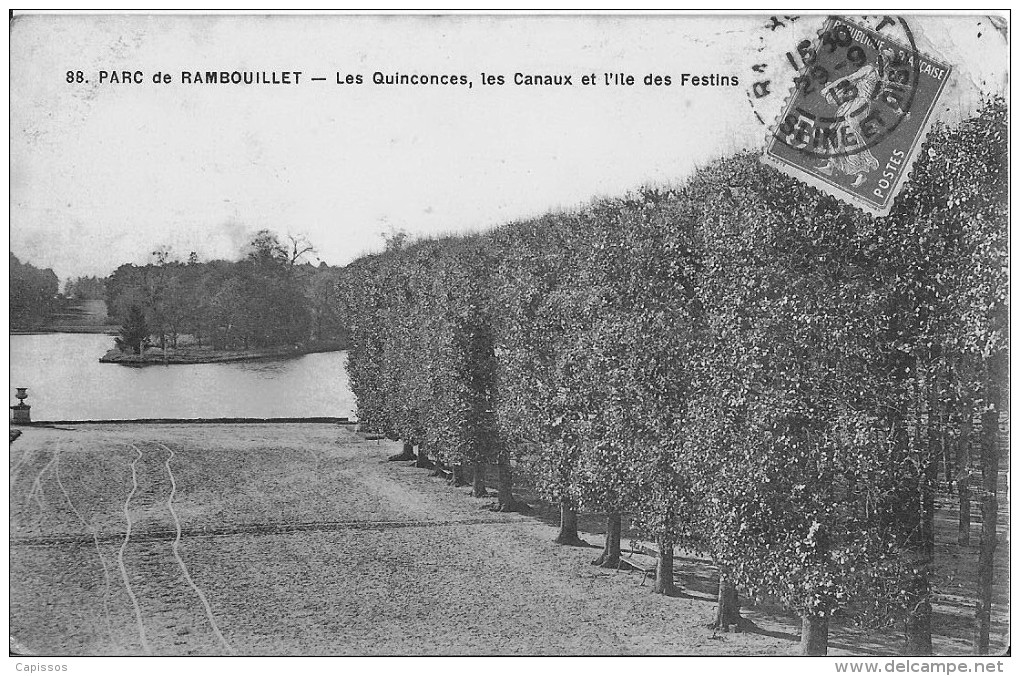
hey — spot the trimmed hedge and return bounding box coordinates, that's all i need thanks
[335,99,1007,652]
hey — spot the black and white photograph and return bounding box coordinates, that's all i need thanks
[7,10,1010,665]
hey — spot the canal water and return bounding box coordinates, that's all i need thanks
[9,333,356,420]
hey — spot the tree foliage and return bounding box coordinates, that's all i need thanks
[105,231,346,352]
[10,253,60,330]
[335,100,1007,653]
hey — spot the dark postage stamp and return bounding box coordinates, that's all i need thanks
[762,16,952,216]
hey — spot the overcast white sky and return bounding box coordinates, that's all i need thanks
[9,13,1008,282]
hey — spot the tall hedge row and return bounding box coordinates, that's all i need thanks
[335,100,1007,656]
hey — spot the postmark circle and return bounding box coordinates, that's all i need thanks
[771,16,922,160]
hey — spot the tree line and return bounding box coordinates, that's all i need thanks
[107,230,347,354]
[63,275,106,300]
[336,100,1007,656]
[10,253,60,330]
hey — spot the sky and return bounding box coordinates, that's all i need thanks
[9,12,1009,282]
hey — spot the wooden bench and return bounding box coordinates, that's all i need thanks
[357,427,385,441]
[426,453,464,482]
[617,546,658,586]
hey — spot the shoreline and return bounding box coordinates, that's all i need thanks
[98,343,346,365]
[11,327,119,336]
[16,417,355,426]
[11,299,116,335]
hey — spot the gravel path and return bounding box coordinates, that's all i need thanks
[8,423,1009,656]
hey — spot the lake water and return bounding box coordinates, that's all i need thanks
[9,333,357,421]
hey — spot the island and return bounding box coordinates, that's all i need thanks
[100,340,345,365]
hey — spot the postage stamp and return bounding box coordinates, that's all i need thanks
[761,16,953,216]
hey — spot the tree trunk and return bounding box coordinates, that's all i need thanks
[957,399,973,546]
[940,394,952,493]
[902,373,934,655]
[975,366,1001,655]
[904,589,933,655]
[388,440,416,462]
[414,441,432,469]
[554,499,585,546]
[430,458,445,477]
[711,572,743,631]
[471,457,488,497]
[653,535,679,596]
[449,463,468,487]
[592,512,622,568]
[921,460,938,562]
[495,452,523,512]
[800,613,829,656]
[922,374,940,562]
[903,518,934,654]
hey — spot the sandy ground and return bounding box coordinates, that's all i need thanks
[8,423,1009,656]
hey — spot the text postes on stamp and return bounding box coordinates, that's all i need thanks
[761,17,952,217]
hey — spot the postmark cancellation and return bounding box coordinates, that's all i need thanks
[762,16,952,216]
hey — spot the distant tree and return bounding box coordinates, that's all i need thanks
[115,305,150,354]
[240,230,312,348]
[285,234,316,267]
[245,230,289,267]
[142,249,191,350]
[381,226,409,252]
[10,253,60,329]
[306,268,343,343]
[208,276,248,349]
[103,231,345,354]
[152,245,174,266]
[63,275,106,300]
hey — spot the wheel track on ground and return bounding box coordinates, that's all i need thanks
[23,452,58,527]
[118,445,151,654]
[115,441,233,655]
[54,450,115,643]
[10,445,33,479]
[9,448,39,510]
[157,442,234,655]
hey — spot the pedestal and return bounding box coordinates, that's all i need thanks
[11,404,31,425]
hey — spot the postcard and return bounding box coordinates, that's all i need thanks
[8,11,1009,665]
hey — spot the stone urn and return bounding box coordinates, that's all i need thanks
[11,387,31,424]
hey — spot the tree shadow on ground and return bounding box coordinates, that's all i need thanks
[673,556,720,601]
[507,484,601,547]
[734,618,800,643]
[403,456,1010,657]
